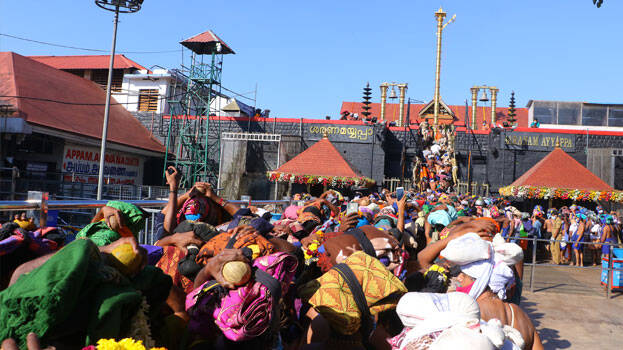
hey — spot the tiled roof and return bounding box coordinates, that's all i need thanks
[0,52,164,153]
[340,101,529,129]
[29,54,147,71]
[509,147,613,191]
[273,136,363,178]
[180,30,235,55]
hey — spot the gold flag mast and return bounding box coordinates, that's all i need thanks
[433,7,456,126]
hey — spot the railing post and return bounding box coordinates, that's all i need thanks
[240,195,251,208]
[607,244,613,299]
[143,214,149,245]
[39,192,49,229]
[10,167,18,200]
[150,211,156,245]
[530,236,537,293]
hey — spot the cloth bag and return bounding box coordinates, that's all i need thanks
[186,252,298,341]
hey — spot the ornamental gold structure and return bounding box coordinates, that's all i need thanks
[470,85,499,129]
[433,7,456,125]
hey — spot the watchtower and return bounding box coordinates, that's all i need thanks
[163,30,235,187]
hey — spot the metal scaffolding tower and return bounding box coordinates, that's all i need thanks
[163,30,235,188]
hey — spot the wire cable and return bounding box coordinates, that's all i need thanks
[0,33,179,54]
[0,90,186,106]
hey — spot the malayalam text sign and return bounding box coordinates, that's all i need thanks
[306,124,374,143]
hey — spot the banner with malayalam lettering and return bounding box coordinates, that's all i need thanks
[502,132,575,151]
[306,124,375,143]
[62,144,144,185]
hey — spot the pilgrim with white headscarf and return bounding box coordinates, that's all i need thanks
[440,233,523,301]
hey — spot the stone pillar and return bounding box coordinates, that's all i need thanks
[471,87,478,130]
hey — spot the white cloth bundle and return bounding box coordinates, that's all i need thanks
[430,325,496,350]
[479,319,506,348]
[492,234,524,265]
[502,325,525,350]
[393,292,523,350]
[393,292,481,350]
[396,292,480,329]
[440,232,492,265]
[479,318,525,350]
[441,233,521,299]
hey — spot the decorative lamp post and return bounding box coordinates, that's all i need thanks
[94,0,144,200]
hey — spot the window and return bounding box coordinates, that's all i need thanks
[91,69,123,92]
[533,101,556,124]
[64,69,85,78]
[582,105,607,126]
[557,102,580,125]
[608,107,623,127]
[138,89,159,112]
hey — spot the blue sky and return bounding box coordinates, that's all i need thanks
[1,1,621,118]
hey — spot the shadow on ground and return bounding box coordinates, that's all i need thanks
[520,300,571,349]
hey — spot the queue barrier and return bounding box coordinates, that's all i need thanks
[601,248,623,291]
[512,236,623,299]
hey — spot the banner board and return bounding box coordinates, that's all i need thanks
[62,144,144,185]
[502,132,575,151]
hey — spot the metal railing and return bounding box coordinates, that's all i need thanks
[455,181,489,196]
[382,178,415,192]
[512,236,623,299]
[0,199,291,211]
[0,197,291,245]
[0,167,187,202]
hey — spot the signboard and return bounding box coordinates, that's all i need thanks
[62,144,144,185]
[306,124,375,143]
[502,132,575,151]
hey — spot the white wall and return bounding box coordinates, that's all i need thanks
[115,69,172,114]
[211,95,231,115]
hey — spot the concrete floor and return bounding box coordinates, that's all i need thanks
[519,264,623,349]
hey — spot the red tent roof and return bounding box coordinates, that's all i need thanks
[181,30,235,55]
[0,52,164,153]
[29,54,147,71]
[509,147,612,191]
[273,136,363,178]
[340,101,529,129]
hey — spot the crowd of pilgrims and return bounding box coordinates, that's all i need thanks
[411,122,458,194]
[1,165,622,350]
